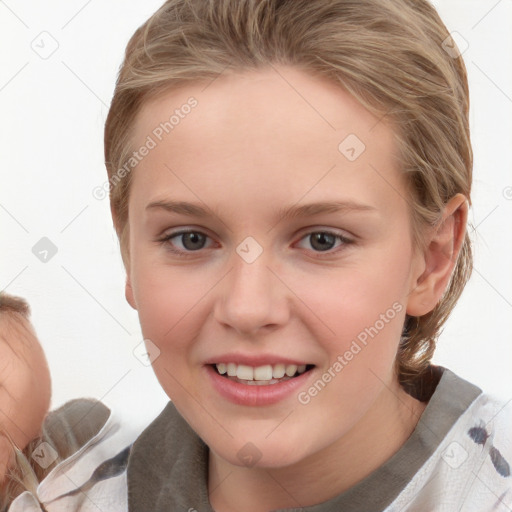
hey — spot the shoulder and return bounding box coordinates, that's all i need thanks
[431,373,512,478]
[388,377,512,511]
[463,391,512,477]
[126,401,211,511]
[9,398,138,512]
[41,397,112,458]
[442,391,512,508]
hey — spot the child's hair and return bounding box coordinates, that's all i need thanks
[0,292,111,510]
[0,293,30,318]
[104,0,473,394]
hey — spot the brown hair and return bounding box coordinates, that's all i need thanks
[104,0,473,393]
[0,293,30,318]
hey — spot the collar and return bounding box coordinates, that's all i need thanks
[127,366,482,511]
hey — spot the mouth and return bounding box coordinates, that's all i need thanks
[211,363,316,386]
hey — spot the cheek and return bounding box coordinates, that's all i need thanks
[293,254,410,347]
[0,435,15,485]
[131,256,215,361]
[286,251,412,408]
[132,266,203,401]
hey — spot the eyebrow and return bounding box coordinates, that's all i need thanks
[145,199,377,222]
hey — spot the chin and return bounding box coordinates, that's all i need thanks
[208,431,311,470]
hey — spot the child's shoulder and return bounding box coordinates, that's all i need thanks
[8,398,138,512]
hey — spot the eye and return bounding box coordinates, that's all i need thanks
[157,229,213,256]
[295,230,353,254]
[157,228,354,258]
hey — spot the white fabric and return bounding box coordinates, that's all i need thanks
[388,391,512,511]
[9,410,134,512]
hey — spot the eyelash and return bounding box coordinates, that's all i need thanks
[156,228,354,258]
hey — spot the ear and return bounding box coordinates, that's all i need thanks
[125,274,137,310]
[123,238,136,311]
[111,206,138,311]
[406,193,468,316]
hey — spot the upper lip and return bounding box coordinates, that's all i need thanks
[203,353,313,367]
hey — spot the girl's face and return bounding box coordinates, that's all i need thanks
[124,66,427,468]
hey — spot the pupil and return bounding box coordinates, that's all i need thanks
[183,232,205,250]
[311,233,335,251]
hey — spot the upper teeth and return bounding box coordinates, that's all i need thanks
[215,363,307,380]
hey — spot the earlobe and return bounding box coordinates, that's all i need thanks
[125,274,137,310]
[407,194,468,317]
[111,208,136,310]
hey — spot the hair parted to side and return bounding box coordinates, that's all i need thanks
[104,0,473,394]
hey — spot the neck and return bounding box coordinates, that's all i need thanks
[208,381,427,512]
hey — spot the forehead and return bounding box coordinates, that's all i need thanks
[129,65,405,216]
[0,314,34,363]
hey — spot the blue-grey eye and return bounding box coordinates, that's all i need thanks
[309,232,337,251]
[159,229,213,255]
[178,232,207,250]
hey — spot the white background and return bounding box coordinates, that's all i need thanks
[1,0,511,434]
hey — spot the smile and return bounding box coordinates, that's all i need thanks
[212,363,314,386]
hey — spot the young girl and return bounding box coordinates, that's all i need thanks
[7,0,512,510]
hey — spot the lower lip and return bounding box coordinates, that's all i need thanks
[205,365,314,406]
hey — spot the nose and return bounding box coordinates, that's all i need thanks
[213,248,290,337]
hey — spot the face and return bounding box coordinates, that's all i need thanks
[124,66,426,468]
[0,315,51,480]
